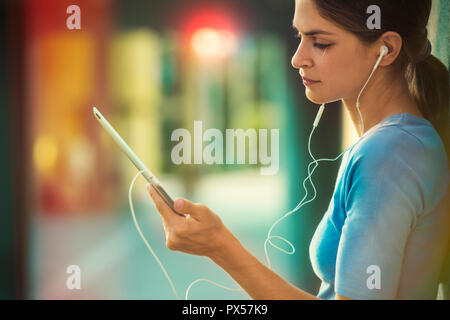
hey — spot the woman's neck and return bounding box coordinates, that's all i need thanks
[342,71,424,137]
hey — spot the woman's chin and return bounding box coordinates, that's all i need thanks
[305,91,326,104]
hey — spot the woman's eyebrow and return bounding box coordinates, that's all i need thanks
[292,24,335,36]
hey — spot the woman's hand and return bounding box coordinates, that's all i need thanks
[147,184,320,300]
[146,183,234,259]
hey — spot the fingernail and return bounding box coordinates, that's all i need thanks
[175,199,184,210]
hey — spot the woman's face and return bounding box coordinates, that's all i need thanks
[291,0,374,104]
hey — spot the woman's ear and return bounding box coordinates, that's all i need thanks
[378,31,403,66]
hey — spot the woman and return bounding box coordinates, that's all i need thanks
[147,0,450,299]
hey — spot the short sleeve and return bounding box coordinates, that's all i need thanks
[335,135,424,299]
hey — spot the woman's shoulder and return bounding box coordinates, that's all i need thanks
[343,117,449,215]
[345,117,448,197]
[349,115,447,169]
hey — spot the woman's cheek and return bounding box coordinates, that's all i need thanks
[315,58,343,100]
[321,61,356,101]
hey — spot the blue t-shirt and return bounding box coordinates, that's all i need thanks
[309,113,450,300]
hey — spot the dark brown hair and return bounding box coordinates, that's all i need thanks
[313,0,449,167]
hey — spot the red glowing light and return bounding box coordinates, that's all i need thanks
[177,6,241,58]
[184,10,235,40]
[191,27,237,58]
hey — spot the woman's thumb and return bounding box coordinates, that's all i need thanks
[174,198,202,218]
[174,198,190,213]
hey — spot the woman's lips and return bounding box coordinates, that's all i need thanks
[302,77,320,86]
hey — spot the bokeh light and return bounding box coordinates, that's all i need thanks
[33,135,59,174]
[191,27,237,59]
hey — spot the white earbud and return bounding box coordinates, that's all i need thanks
[372,45,389,71]
[380,45,389,57]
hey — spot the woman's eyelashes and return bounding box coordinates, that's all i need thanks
[314,43,332,50]
[294,34,332,50]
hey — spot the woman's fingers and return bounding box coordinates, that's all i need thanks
[146,183,180,223]
[146,183,227,256]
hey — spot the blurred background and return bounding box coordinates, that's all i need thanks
[0,0,448,299]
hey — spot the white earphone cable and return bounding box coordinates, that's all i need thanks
[356,47,387,135]
[128,115,353,299]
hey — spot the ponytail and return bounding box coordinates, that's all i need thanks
[406,54,450,168]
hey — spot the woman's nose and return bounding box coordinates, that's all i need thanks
[291,44,310,69]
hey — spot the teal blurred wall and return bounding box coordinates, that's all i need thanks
[429,0,449,68]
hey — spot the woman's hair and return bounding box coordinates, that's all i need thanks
[312,0,449,166]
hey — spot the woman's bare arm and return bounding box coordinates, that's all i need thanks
[210,229,319,300]
[147,184,352,300]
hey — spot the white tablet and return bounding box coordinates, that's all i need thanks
[93,107,183,216]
